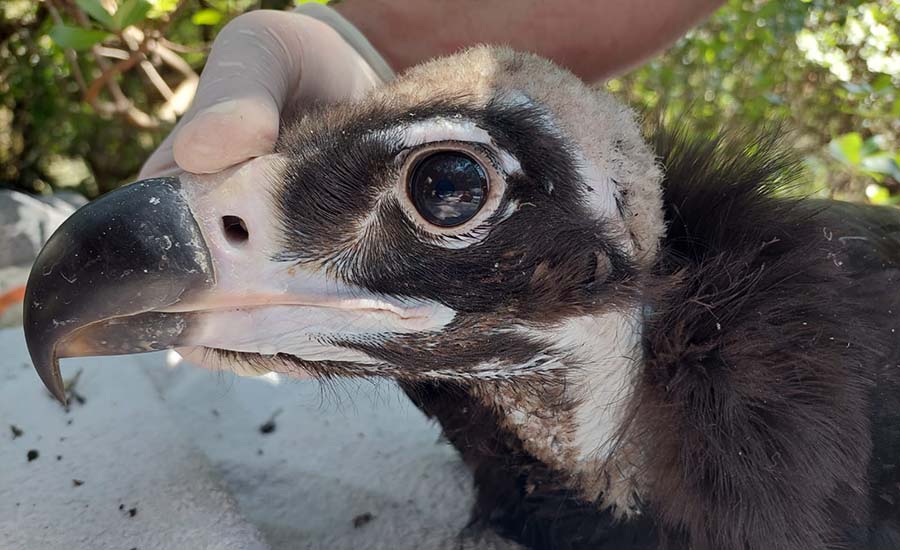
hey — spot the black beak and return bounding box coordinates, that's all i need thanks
[24,177,214,403]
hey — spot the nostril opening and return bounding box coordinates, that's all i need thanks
[222,215,249,245]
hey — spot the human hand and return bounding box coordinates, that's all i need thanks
[140,7,392,178]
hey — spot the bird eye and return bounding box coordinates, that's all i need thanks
[407,151,488,227]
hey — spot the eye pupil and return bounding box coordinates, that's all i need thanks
[434,178,455,198]
[408,152,488,227]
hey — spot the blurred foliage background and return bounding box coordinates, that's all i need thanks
[0,0,898,203]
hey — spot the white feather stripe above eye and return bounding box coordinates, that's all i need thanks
[394,118,522,175]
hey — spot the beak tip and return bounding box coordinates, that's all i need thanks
[49,385,67,407]
[35,361,67,405]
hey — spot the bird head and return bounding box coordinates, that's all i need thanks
[25,46,663,507]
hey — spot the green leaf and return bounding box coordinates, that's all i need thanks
[147,0,180,18]
[76,0,114,29]
[828,133,864,166]
[871,74,894,93]
[190,8,223,26]
[48,25,110,50]
[860,136,884,157]
[112,0,151,30]
[861,153,900,181]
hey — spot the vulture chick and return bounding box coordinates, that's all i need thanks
[24,47,900,550]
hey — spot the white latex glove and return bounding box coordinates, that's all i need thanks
[140,5,393,178]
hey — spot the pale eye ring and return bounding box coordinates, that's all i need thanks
[396,141,507,239]
[407,151,489,228]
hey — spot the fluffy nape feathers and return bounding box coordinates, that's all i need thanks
[404,122,900,550]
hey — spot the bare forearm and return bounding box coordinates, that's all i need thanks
[336,0,724,81]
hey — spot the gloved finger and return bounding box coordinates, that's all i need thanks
[138,10,293,178]
[140,9,384,178]
[139,93,279,177]
[170,10,303,174]
[173,95,280,174]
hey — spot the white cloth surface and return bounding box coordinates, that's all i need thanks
[0,328,519,550]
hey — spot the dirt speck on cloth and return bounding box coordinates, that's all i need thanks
[258,408,282,435]
[353,513,375,528]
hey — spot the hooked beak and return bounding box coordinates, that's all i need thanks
[24,177,212,402]
[24,157,453,404]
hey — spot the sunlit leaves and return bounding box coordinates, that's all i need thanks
[191,8,223,26]
[798,3,900,79]
[797,29,853,81]
[147,0,180,19]
[618,0,900,203]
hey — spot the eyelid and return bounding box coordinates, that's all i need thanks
[393,141,506,174]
